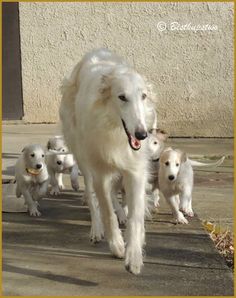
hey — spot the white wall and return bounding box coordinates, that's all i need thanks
[19,2,234,136]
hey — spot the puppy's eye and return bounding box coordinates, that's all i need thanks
[31,153,35,158]
[165,161,169,166]
[176,163,179,167]
[62,149,65,152]
[118,95,128,102]
[42,154,45,158]
[142,93,147,100]
[154,141,157,145]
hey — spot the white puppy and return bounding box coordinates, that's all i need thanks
[158,148,193,224]
[158,148,225,224]
[15,144,49,216]
[46,136,79,195]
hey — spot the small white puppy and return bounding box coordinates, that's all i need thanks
[46,136,79,195]
[159,148,193,224]
[15,144,49,216]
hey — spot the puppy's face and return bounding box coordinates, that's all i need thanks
[52,153,66,172]
[47,136,67,152]
[148,129,168,161]
[22,145,46,171]
[160,149,186,182]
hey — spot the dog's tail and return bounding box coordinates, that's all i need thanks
[189,156,225,167]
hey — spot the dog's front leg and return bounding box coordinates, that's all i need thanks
[57,173,65,190]
[93,173,125,258]
[70,164,79,191]
[49,170,60,195]
[179,188,194,217]
[34,180,49,201]
[123,171,146,275]
[165,194,188,224]
[22,187,41,216]
[84,172,104,243]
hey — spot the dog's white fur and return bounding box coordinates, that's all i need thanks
[60,48,156,274]
[15,144,49,216]
[46,136,79,195]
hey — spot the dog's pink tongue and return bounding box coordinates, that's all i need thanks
[130,135,141,150]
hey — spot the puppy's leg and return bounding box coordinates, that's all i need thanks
[84,172,104,243]
[57,173,65,190]
[49,170,60,195]
[123,171,146,275]
[16,183,22,198]
[22,187,41,216]
[70,164,79,191]
[33,180,49,202]
[179,188,194,217]
[112,195,127,225]
[93,173,125,258]
[165,194,188,224]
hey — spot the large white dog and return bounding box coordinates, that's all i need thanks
[59,48,156,274]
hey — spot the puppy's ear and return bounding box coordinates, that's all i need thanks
[21,147,26,152]
[47,141,51,150]
[156,129,168,141]
[181,152,187,163]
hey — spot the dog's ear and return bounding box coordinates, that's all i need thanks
[181,152,187,163]
[156,129,168,141]
[21,147,26,152]
[99,74,112,100]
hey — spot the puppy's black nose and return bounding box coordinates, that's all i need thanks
[135,129,147,140]
[36,164,42,169]
[57,160,62,165]
[168,175,175,181]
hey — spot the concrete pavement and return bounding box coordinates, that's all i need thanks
[2,124,234,295]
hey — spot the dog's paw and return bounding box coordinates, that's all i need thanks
[29,205,41,217]
[125,246,143,275]
[180,207,194,218]
[175,212,189,224]
[50,187,60,196]
[109,233,125,259]
[90,224,104,244]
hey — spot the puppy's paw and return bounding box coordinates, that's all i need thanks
[125,246,143,275]
[50,187,60,196]
[109,233,125,259]
[175,212,189,224]
[58,183,65,190]
[71,182,79,192]
[180,207,194,218]
[29,205,41,217]
[116,209,127,225]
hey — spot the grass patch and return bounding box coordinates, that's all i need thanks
[203,221,234,270]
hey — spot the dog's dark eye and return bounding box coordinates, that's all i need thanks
[176,163,179,167]
[42,154,45,158]
[118,94,128,102]
[142,93,147,100]
[165,161,169,166]
[154,141,157,145]
[31,153,35,158]
[62,149,65,152]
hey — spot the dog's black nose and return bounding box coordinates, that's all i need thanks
[36,164,42,169]
[57,160,62,165]
[135,129,147,140]
[168,175,175,181]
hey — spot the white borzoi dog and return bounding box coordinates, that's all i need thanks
[60,48,156,274]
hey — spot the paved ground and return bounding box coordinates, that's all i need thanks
[2,124,234,295]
